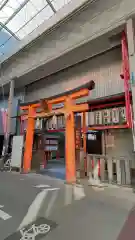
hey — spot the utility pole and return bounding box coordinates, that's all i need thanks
[2,79,15,156]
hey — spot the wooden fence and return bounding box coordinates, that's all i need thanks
[87,154,134,186]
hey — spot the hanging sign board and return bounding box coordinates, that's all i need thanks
[45,145,58,151]
[88,133,96,140]
[44,139,58,151]
[52,103,64,110]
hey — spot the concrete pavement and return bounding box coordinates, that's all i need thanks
[0,172,61,239]
[0,172,85,239]
[44,196,135,240]
[43,183,135,240]
[0,172,135,240]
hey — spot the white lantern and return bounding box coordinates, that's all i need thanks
[35,118,41,129]
[95,110,102,125]
[112,108,119,124]
[52,114,57,129]
[120,107,126,122]
[88,111,95,126]
[62,115,65,128]
[103,109,111,125]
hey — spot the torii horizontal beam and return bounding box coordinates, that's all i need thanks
[20,81,95,109]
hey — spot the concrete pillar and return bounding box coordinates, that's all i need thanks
[100,132,105,181]
[125,159,131,185]
[87,155,92,177]
[3,79,15,156]
[7,79,15,134]
[93,156,100,181]
[126,18,135,150]
[107,158,113,183]
[100,157,105,181]
[116,160,121,185]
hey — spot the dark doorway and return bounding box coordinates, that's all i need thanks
[8,135,14,154]
[86,130,102,155]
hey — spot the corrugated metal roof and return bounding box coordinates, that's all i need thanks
[0,0,72,60]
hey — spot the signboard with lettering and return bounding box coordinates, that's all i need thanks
[75,129,81,149]
[87,107,126,126]
[75,115,81,150]
[45,145,58,151]
[52,103,64,110]
[44,139,58,151]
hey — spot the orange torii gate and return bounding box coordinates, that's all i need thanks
[20,81,95,183]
